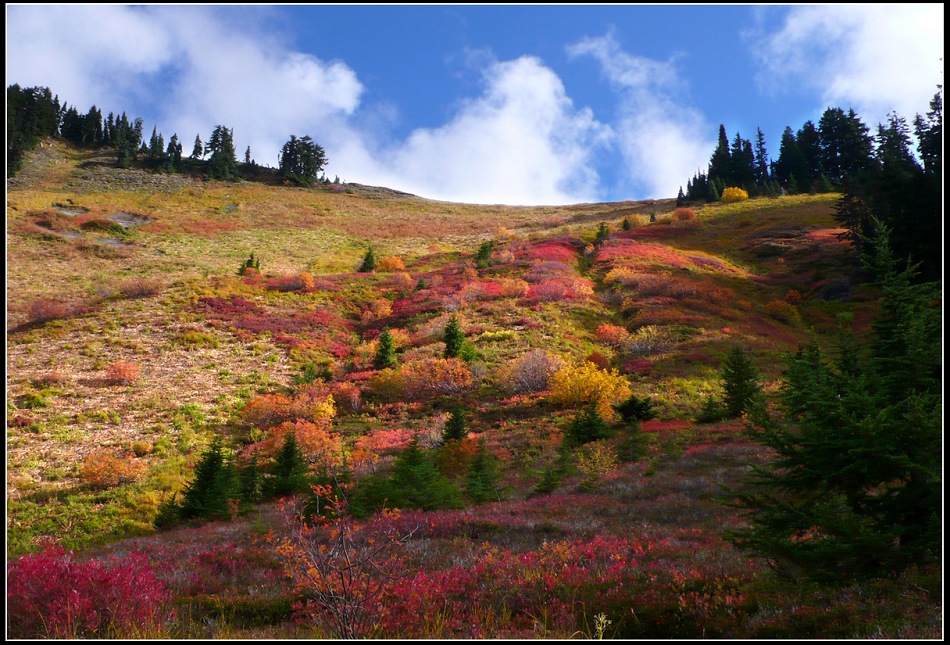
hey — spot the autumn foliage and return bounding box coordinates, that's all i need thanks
[7,541,171,638]
[548,362,632,421]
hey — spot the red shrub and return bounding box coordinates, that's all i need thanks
[106,360,140,385]
[116,279,164,299]
[28,298,72,323]
[7,541,171,638]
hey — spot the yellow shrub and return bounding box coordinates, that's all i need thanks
[720,187,749,203]
[376,256,406,272]
[548,362,632,422]
[765,299,802,326]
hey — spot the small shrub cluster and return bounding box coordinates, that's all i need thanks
[622,325,676,357]
[116,278,164,299]
[376,255,406,272]
[7,541,171,638]
[106,360,140,385]
[765,299,802,326]
[241,386,336,429]
[495,349,564,395]
[27,298,73,323]
[81,450,146,488]
[238,252,260,275]
[548,362,632,422]
[672,207,697,222]
[371,358,474,401]
[268,272,315,292]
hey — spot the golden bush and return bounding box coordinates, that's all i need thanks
[720,187,749,203]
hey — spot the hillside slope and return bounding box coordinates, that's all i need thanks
[7,141,937,639]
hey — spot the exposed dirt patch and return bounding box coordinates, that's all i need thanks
[108,211,154,228]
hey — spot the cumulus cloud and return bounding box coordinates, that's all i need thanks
[750,5,943,126]
[6,5,364,172]
[7,6,611,204]
[334,56,611,205]
[567,33,713,200]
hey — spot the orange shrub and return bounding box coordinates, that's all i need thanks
[720,187,749,203]
[258,419,343,472]
[548,362,632,422]
[376,256,406,272]
[81,450,146,488]
[106,360,140,385]
[360,299,393,324]
[672,207,696,222]
[595,323,630,347]
[241,388,336,428]
[401,358,474,399]
[784,289,804,305]
[371,358,474,401]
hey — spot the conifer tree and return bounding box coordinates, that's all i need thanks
[191,134,203,160]
[443,315,464,359]
[205,125,239,180]
[565,401,613,446]
[441,404,467,443]
[374,328,397,369]
[465,439,501,503]
[179,437,238,520]
[720,345,761,418]
[270,432,309,497]
[358,247,376,272]
[729,224,940,582]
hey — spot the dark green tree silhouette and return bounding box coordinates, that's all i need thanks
[443,315,464,359]
[270,432,309,497]
[729,222,940,583]
[278,134,327,186]
[373,328,397,369]
[465,439,502,503]
[191,133,203,160]
[441,404,467,443]
[565,401,613,446]
[178,436,239,521]
[205,125,239,180]
[720,345,761,418]
[358,247,376,272]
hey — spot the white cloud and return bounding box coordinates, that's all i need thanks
[333,56,611,205]
[568,33,713,200]
[6,6,364,172]
[751,5,943,125]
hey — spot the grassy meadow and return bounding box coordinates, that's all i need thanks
[5,142,940,639]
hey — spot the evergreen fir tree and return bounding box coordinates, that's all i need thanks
[729,225,940,582]
[191,134,203,160]
[442,404,467,443]
[565,401,613,446]
[374,328,397,369]
[358,247,376,272]
[270,432,309,497]
[237,455,263,513]
[720,345,761,418]
[443,315,464,359]
[205,125,239,180]
[613,393,656,423]
[179,437,238,520]
[465,439,501,503]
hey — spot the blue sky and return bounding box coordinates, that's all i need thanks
[6,4,944,205]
